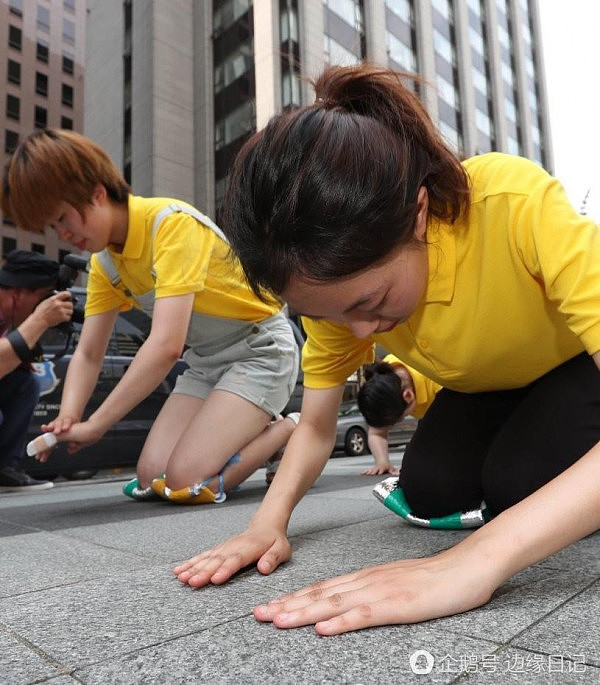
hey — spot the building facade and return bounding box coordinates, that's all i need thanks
[0,0,85,259]
[87,0,552,221]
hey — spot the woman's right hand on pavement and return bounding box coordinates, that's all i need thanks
[173,526,292,587]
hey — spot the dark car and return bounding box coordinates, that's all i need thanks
[25,288,305,480]
[334,401,417,457]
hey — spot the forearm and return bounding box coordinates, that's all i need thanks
[59,350,105,420]
[89,338,179,431]
[0,311,55,376]
[368,431,390,466]
[251,423,335,530]
[452,440,600,588]
[250,385,344,532]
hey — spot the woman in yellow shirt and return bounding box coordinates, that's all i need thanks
[174,64,600,634]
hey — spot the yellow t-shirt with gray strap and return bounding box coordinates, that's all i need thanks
[85,195,279,321]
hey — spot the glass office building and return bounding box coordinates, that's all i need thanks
[84,0,551,219]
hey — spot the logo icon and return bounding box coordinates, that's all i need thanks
[32,361,60,397]
[409,649,435,674]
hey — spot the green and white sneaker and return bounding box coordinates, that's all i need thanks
[123,477,161,501]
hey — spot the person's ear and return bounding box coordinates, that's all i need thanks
[92,184,108,205]
[414,186,429,241]
[402,388,416,413]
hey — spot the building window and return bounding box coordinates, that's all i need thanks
[34,105,47,128]
[36,71,48,96]
[6,94,20,121]
[9,0,23,16]
[213,0,251,36]
[327,0,362,27]
[7,59,21,85]
[387,0,411,19]
[37,40,49,62]
[214,40,254,94]
[37,5,50,32]
[282,70,301,108]
[63,0,75,13]
[214,100,255,151]
[62,18,75,45]
[62,53,74,74]
[61,83,74,107]
[2,237,17,257]
[61,115,73,130]
[324,35,361,66]
[9,25,22,51]
[31,243,45,254]
[4,130,19,154]
[388,33,416,72]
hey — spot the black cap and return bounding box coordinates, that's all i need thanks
[0,250,60,289]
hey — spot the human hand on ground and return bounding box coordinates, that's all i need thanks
[174,526,292,587]
[253,548,497,635]
[361,463,400,476]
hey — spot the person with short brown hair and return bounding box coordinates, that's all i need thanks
[2,129,299,504]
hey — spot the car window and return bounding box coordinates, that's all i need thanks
[338,403,359,417]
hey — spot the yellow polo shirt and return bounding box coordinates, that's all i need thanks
[85,195,279,321]
[381,354,441,419]
[302,153,600,411]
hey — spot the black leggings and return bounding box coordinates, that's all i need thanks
[398,353,600,518]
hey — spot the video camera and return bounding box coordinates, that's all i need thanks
[52,253,88,333]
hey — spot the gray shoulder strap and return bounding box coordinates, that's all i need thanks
[95,249,135,300]
[151,202,229,244]
[96,249,121,287]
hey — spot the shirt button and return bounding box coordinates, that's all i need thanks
[420,339,429,349]
[252,325,259,334]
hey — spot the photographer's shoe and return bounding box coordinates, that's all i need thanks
[123,477,161,501]
[0,467,54,492]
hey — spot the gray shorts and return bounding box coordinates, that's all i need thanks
[173,310,299,417]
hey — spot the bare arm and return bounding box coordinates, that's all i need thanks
[363,426,398,476]
[0,291,73,377]
[174,384,345,585]
[59,294,193,448]
[48,309,119,432]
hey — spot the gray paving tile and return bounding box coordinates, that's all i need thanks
[460,647,599,684]
[0,518,34,539]
[54,493,387,565]
[427,567,598,644]
[0,626,66,685]
[249,517,471,594]
[75,615,498,685]
[0,565,273,670]
[513,579,600,668]
[538,531,600,573]
[0,532,149,598]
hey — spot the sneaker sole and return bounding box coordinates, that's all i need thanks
[0,482,55,492]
